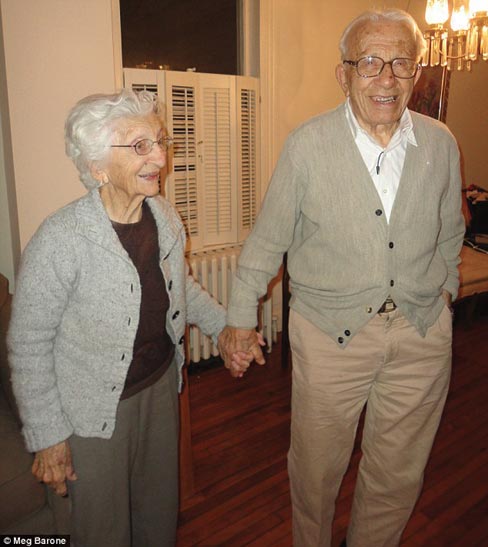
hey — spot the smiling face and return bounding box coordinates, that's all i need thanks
[98,113,167,200]
[336,19,421,146]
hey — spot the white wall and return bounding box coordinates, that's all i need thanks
[0,0,122,275]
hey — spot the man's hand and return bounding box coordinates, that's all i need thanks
[218,326,266,378]
[32,440,77,496]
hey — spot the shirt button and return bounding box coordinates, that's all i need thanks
[375,209,383,216]
[338,337,344,344]
[382,188,388,194]
[344,330,351,336]
[390,280,395,287]
[172,310,180,320]
[389,242,394,249]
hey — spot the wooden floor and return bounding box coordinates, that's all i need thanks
[177,304,488,546]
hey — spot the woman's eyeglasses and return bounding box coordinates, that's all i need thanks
[111,136,173,156]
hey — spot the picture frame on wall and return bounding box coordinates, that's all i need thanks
[408,65,451,122]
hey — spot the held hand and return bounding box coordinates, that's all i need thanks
[218,327,266,378]
[32,440,77,496]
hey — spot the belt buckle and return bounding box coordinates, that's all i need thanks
[378,298,397,314]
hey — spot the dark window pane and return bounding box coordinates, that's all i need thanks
[120,0,238,75]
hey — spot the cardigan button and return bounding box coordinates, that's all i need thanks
[179,335,185,345]
[172,310,180,320]
[168,280,173,290]
[390,280,395,287]
[389,242,394,249]
[366,307,373,313]
[344,330,351,336]
[338,337,344,344]
[375,209,383,216]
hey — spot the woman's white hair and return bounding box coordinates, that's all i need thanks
[65,89,162,190]
[339,8,427,63]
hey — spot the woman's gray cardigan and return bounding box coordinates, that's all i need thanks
[7,189,226,452]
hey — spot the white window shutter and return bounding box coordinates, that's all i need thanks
[123,68,159,95]
[163,71,204,252]
[236,76,260,242]
[199,74,238,247]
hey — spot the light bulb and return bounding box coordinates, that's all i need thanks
[425,0,449,25]
[451,1,471,30]
[470,0,488,15]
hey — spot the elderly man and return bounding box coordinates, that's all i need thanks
[218,8,465,547]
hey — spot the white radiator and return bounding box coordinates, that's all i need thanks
[187,245,273,363]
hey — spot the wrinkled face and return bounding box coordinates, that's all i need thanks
[336,20,421,142]
[99,114,167,199]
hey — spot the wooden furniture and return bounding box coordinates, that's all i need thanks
[458,244,488,300]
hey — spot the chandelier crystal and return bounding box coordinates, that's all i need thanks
[423,0,488,70]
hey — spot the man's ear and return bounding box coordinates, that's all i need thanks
[413,63,422,87]
[335,64,350,97]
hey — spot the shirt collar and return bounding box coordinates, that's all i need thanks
[344,98,417,149]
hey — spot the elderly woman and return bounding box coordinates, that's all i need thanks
[7,90,235,546]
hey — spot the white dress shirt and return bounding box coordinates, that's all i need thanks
[345,99,418,222]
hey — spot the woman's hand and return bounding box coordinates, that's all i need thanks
[32,440,77,496]
[218,327,266,378]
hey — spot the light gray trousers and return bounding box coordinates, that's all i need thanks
[288,306,452,547]
[68,363,179,547]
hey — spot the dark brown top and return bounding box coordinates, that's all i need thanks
[112,201,174,399]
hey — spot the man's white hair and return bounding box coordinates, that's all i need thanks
[339,8,427,62]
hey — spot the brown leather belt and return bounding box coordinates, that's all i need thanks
[378,297,397,313]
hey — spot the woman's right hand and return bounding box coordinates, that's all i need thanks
[32,440,77,496]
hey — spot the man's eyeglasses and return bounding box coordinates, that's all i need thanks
[111,135,173,156]
[343,56,420,79]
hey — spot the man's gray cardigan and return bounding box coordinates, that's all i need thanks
[227,104,465,346]
[7,190,226,452]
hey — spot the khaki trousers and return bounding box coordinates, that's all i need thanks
[68,363,179,547]
[288,306,452,547]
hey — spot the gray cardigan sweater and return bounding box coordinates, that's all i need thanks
[8,190,226,452]
[227,104,465,346]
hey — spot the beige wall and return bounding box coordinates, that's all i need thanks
[0,0,122,276]
[446,61,488,189]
